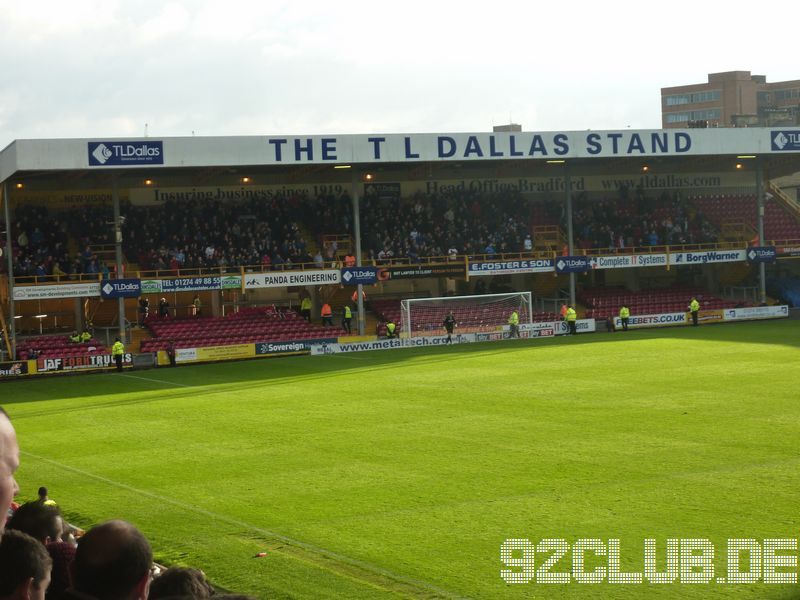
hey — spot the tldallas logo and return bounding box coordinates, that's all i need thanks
[92,143,113,164]
[771,131,800,151]
[88,141,164,166]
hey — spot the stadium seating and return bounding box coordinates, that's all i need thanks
[139,307,340,352]
[690,194,800,241]
[15,334,107,360]
[579,285,747,320]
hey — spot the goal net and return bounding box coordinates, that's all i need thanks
[401,292,533,337]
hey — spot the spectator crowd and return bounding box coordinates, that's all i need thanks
[2,186,741,279]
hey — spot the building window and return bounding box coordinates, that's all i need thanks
[666,109,721,124]
[665,90,721,106]
[773,89,800,101]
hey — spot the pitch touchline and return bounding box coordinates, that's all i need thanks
[21,450,463,599]
[119,373,193,387]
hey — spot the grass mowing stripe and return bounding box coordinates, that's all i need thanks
[21,449,465,600]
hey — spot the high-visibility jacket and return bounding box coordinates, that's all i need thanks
[344,306,352,319]
[352,289,366,303]
[69,333,81,343]
[300,297,312,311]
[619,307,630,319]
[566,308,577,322]
[321,303,332,317]
[689,299,700,312]
[560,305,568,319]
[386,322,396,335]
[112,341,125,356]
[508,311,519,325]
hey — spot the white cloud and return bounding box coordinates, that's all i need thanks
[0,0,797,148]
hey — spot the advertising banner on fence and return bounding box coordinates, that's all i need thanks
[379,264,466,280]
[0,360,32,379]
[100,278,141,299]
[245,270,340,288]
[524,319,596,335]
[175,348,198,363]
[723,305,789,321]
[468,258,553,276]
[776,245,800,258]
[195,344,255,362]
[255,338,338,356]
[13,282,101,301]
[555,256,591,273]
[341,267,378,286]
[613,312,688,329]
[482,326,557,341]
[746,246,777,263]
[36,353,133,373]
[669,249,746,265]
[309,333,478,355]
[140,275,241,294]
[588,254,668,269]
[696,309,725,325]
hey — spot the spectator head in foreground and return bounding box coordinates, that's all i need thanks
[70,520,152,600]
[6,501,62,544]
[0,407,20,531]
[0,529,52,600]
[148,566,214,600]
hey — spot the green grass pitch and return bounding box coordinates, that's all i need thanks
[3,320,799,599]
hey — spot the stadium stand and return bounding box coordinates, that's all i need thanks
[15,334,106,360]
[579,285,748,321]
[139,306,341,352]
[690,193,800,241]
[7,188,800,280]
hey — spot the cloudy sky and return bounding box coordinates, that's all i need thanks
[0,0,796,149]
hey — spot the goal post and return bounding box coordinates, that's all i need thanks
[400,292,533,337]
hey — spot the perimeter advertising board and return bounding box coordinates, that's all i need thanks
[36,353,133,372]
[0,360,33,379]
[468,259,553,276]
[613,312,688,329]
[140,275,241,294]
[588,254,668,269]
[13,282,101,300]
[724,305,789,321]
[669,249,746,265]
[379,264,466,280]
[245,270,340,288]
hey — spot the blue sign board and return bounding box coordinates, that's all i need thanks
[88,141,164,166]
[256,338,337,355]
[100,278,141,299]
[746,246,777,263]
[555,256,591,273]
[341,267,378,285]
[771,131,800,152]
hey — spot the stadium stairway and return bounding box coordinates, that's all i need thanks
[716,261,753,286]
[128,327,151,353]
[532,272,563,298]
[768,181,800,224]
